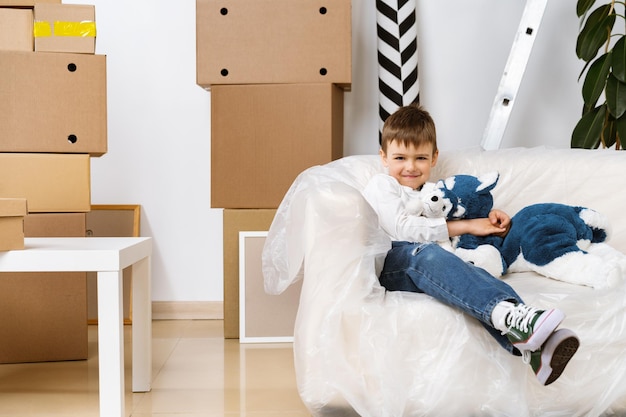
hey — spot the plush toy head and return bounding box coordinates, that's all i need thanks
[434,172,499,220]
[426,171,506,277]
[405,186,450,218]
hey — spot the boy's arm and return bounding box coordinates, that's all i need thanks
[447,209,510,237]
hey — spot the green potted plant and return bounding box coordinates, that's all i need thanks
[572,0,626,149]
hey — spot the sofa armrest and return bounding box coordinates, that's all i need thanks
[263,171,390,294]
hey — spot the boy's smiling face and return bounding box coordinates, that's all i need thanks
[380,140,438,190]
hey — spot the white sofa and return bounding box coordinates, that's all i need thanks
[262,147,626,417]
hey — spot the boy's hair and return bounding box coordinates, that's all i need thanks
[381,104,438,154]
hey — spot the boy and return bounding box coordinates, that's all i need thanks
[362,104,579,385]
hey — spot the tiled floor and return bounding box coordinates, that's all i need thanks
[0,320,311,417]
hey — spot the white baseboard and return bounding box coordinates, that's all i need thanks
[152,301,223,320]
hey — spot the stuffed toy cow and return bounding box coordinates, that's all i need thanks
[426,172,626,289]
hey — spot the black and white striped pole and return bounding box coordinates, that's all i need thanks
[376,0,420,143]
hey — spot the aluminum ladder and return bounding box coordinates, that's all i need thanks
[481,0,549,150]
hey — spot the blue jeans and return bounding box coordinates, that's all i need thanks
[379,241,522,354]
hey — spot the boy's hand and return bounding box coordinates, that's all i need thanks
[488,209,511,237]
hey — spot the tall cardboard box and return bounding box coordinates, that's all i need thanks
[0,51,107,155]
[223,209,276,338]
[0,213,88,363]
[0,198,27,251]
[211,83,344,208]
[196,0,351,88]
[0,8,33,51]
[0,153,91,213]
[34,3,96,54]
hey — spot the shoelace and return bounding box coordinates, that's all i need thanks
[501,304,539,336]
[521,350,532,365]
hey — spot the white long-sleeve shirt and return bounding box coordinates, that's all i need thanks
[362,173,449,243]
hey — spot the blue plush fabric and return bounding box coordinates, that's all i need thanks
[436,173,497,221]
[498,203,607,268]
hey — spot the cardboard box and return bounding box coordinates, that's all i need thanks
[211,83,344,208]
[0,198,27,251]
[0,0,59,5]
[196,0,351,88]
[34,3,96,54]
[0,153,91,213]
[0,51,107,156]
[0,8,33,51]
[223,209,276,338]
[0,212,87,363]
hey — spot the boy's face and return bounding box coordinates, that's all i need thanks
[380,140,438,190]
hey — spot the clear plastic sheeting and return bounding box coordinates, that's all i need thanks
[262,147,626,417]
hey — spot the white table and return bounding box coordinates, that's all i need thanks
[0,237,153,417]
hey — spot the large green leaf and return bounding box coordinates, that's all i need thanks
[577,0,597,18]
[579,4,612,30]
[578,59,593,82]
[572,105,606,148]
[582,52,611,106]
[615,113,626,149]
[576,5,615,62]
[602,116,617,148]
[612,36,626,82]
[606,74,626,118]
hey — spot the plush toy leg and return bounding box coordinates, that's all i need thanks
[528,250,621,289]
[437,240,455,253]
[454,245,505,278]
[587,243,626,286]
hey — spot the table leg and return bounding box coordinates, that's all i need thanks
[97,270,125,417]
[132,255,152,392]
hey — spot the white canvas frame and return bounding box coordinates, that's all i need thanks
[239,231,300,343]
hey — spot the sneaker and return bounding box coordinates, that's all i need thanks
[502,304,564,351]
[527,328,580,386]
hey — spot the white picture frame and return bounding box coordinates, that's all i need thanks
[239,231,301,343]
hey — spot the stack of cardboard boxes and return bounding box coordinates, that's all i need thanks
[0,0,105,362]
[196,0,352,338]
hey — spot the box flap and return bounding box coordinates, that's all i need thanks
[0,198,27,217]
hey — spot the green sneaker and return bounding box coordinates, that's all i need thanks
[528,328,580,386]
[502,304,564,351]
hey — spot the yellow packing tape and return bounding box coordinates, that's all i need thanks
[33,21,52,37]
[54,21,97,37]
[33,21,96,38]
